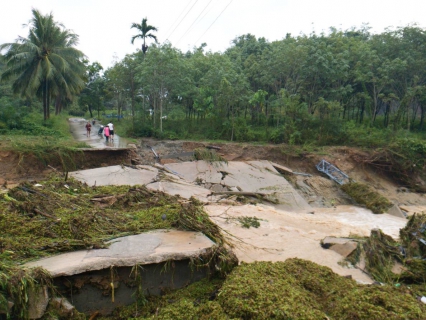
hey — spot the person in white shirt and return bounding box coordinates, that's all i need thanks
[107,122,114,141]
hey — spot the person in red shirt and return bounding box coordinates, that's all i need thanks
[85,121,92,137]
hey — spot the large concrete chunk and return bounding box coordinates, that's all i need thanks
[69,165,158,186]
[24,230,215,277]
[166,160,310,210]
[387,204,406,218]
[329,242,358,257]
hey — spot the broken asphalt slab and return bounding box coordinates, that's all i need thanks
[24,230,215,277]
[69,165,158,186]
[68,160,310,209]
[165,160,311,210]
[69,164,216,202]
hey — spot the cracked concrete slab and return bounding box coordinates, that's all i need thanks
[166,160,310,210]
[147,180,214,202]
[24,230,215,277]
[69,165,158,186]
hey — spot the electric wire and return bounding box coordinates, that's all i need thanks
[175,0,214,46]
[165,0,193,36]
[166,0,200,41]
[194,0,234,45]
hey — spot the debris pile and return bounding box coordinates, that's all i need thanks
[345,214,426,288]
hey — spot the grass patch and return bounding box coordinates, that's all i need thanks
[193,148,227,164]
[236,216,261,228]
[0,114,91,172]
[104,259,425,319]
[341,182,392,213]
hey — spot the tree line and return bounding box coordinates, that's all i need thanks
[2,10,426,144]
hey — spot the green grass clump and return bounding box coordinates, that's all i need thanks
[193,148,227,164]
[341,182,392,213]
[108,259,425,319]
[219,259,423,320]
[105,277,226,319]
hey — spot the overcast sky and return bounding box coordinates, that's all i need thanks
[1,0,425,69]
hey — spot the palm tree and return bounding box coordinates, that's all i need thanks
[0,9,85,120]
[131,18,158,54]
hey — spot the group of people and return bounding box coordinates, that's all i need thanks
[102,122,114,142]
[85,120,114,142]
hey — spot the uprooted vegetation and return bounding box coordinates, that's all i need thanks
[0,175,236,318]
[341,182,393,213]
[193,148,227,164]
[103,259,425,320]
[346,214,426,290]
[350,138,426,193]
[0,175,231,262]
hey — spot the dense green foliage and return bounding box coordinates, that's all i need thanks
[3,12,426,150]
[90,26,426,145]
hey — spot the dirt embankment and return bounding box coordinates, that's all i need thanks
[134,139,426,209]
[2,138,426,210]
[0,148,136,188]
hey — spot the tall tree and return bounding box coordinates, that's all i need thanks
[131,18,158,54]
[0,9,85,120]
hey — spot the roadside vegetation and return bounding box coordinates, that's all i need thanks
[2,8,426,320]
[2,10,426,189]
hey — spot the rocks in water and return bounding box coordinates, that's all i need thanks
[321,236,358,258]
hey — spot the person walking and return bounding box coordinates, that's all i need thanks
[104,125,110,143]
[85,121,92,137]
[107,121,114,141]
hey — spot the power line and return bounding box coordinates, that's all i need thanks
[165,0,193,36]
[195,0,234,46]
[176,0,214,46]
[166,0,200,41]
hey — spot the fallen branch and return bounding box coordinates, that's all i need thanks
[47,165,58,172]
[210,191,279,204]
[34,208,60,221]
[210,191,267,197]
[206,145,221,150]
